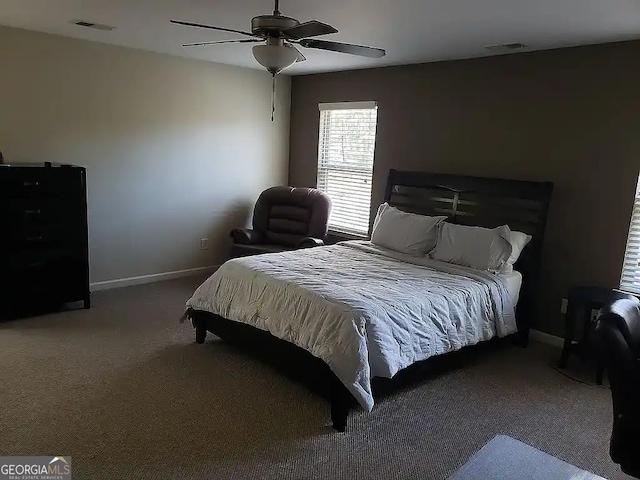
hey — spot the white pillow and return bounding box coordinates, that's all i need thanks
[430,223,513,272]
[505,230,532,269]
[370,203,447,256]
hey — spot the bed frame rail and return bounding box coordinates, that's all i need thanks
[190,309,353,431]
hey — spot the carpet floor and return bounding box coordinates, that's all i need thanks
[0,275,633,480]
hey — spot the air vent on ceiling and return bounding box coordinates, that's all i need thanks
[71,20,116,31]
[485,43,527,52]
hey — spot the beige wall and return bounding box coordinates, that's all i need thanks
[0,26,290,284]
[289,40,640,336]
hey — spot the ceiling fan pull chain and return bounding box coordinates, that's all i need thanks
[271,73,276,122]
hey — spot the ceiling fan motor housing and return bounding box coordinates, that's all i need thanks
[251,15,299,36]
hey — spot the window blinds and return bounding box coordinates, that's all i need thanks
[620,176,640,294]
[316,102,378,235]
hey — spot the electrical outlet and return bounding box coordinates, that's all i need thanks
[560,297,568,315]
[200,238,208,250]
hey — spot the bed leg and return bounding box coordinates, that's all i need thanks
[511,326,529,348]
[195,324,207,344]
[516,329,529,348]
[330,377,350,432]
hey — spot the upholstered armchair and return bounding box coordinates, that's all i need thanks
[230,186,331,258]
[595,297,640,478]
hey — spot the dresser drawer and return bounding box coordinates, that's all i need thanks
[1,248,83,268]
[0,168,83,198]
[0,251,87,291]
[2,200,86,247]
[1,199,84,228]
[0,282,86,308]
[2,225,86,249]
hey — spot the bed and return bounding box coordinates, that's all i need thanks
[184,169,554,431]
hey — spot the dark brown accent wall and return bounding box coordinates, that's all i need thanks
[289,40,640,337]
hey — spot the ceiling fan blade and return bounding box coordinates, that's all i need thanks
[283,20,338,40]
[170,20,259,38]
[299,39,386,58]
[183,39,261,47]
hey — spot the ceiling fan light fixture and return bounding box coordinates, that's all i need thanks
[252,44,298,74]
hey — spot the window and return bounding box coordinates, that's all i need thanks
[316,101,378,236]
[620,175,640,294]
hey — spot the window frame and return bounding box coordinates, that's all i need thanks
[316,101,379,237]
[620,175,640,295]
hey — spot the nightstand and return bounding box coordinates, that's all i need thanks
[559,286,636,384]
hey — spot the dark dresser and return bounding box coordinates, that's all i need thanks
[0,163,90,317]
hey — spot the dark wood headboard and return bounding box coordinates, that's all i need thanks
[383,169,554,344]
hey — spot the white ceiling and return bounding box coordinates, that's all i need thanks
[2,0,640,75]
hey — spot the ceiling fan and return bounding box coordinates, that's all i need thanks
[170,0,386,76]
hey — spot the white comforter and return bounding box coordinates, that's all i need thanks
[186,241,517,411]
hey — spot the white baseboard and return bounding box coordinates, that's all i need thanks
[530,329,564,348]
[90,265,218,292]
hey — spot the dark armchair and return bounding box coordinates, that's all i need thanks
[230,186,331,258]
[595,297,640,478]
